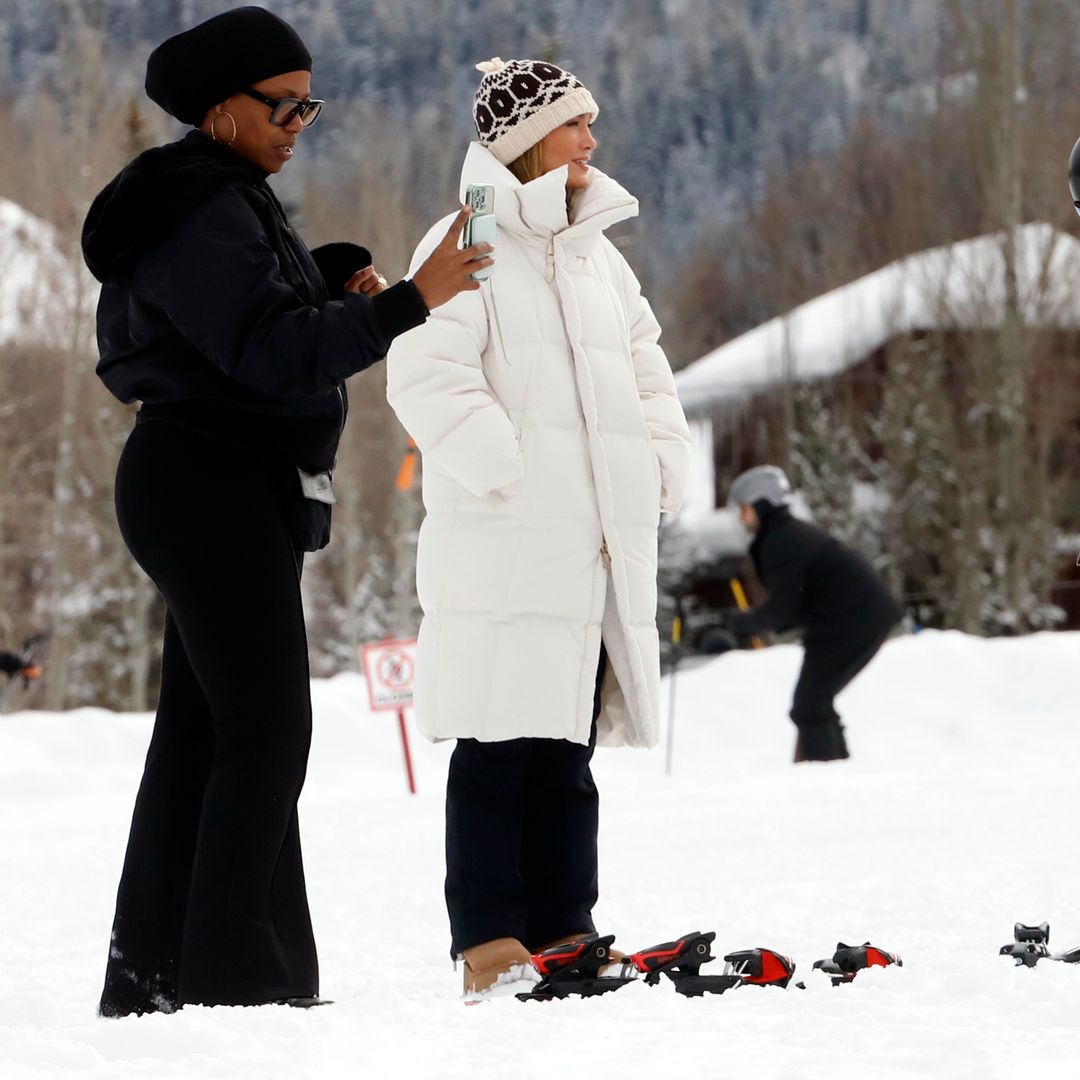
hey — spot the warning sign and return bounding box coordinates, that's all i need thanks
[360,638,417,712]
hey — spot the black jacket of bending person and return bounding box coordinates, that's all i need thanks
[82,130,428,547]
[729,501,902,644]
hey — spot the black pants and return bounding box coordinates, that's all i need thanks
[445,649,607,957]
[790,626,893,728]
[99,418,317,1016]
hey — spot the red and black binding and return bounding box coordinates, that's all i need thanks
[813,942,902,986]
[516,933,636,1002]
[722,947,797,988]
[628,931,743,997]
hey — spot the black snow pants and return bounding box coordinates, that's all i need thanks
[99,416,318,1016]
[790,625,894,729]
[444,648,607,958]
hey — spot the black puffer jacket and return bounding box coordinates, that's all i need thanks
[730,502,902,643]
[82,129,427,485]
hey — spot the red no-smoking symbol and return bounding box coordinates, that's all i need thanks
[377,651,414,689]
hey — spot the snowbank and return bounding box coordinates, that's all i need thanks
[1,630,1078,1079]
[0,197,98,352]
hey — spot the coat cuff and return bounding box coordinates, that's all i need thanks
[371,280,429,343]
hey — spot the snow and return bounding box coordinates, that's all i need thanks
[675,222,1080,416]
[0,197,98,351]
[2,630,1079,1079]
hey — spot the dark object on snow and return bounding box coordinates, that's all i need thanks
[721,947,798,988]
[813,942,902,986]
[629,931,743,997]
[794,720,850,762]
[1000,922,1052,967]
[517,933,635,1001]
[310,243,373,301]
[145,7,312,126]
[999,922,1080,967]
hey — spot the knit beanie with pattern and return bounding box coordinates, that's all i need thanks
[472,58,599,166]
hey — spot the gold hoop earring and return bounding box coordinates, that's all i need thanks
[210,110,237,147]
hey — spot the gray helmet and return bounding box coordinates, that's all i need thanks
[727,465,791,507]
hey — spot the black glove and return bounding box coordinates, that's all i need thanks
[310,243,373,301]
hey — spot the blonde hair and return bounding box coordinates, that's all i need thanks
[507,142,545,185]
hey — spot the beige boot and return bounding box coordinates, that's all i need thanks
[461,937,536,996]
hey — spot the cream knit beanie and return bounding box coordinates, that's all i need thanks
[472,57,599,166]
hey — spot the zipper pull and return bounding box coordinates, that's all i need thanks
[545,241,556,282]
[601,541,612,570]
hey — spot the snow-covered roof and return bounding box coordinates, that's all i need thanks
[676,222,1080,415]
[0,197,98,351]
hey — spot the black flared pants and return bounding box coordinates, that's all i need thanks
[790,627,893,728]
[444,649,606,957]
[99,418,317,1016]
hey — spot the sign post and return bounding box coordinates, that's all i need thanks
[360,637,418,795]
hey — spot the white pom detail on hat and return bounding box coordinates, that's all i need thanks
[475,57,506,74]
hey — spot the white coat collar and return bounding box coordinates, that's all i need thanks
[458,142,639,248]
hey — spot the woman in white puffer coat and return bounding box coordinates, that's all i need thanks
[387,57,691,997]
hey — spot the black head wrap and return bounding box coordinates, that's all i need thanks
[145,6,312,126]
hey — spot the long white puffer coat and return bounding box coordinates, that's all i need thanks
[387,142,691,748]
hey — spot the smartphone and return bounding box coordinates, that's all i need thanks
[462,183,496,281]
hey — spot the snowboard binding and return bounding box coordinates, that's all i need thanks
[516,933,636,1002]
[813,942,902,986]
[628,931,744,997]
[722,947,798,989]
[999,922,1080,967]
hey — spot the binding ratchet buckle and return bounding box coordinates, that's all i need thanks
[516,933,636,1002]
[629,930,740,996]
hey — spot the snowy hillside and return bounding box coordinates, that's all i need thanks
[1,630,1078,1079]
[0,197,98,351]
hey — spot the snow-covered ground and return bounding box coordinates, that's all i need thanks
[2,630,1078,1079]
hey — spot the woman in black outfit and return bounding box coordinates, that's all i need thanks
[82,6,491,1017]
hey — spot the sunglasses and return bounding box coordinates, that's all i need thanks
[241,88,325,128]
